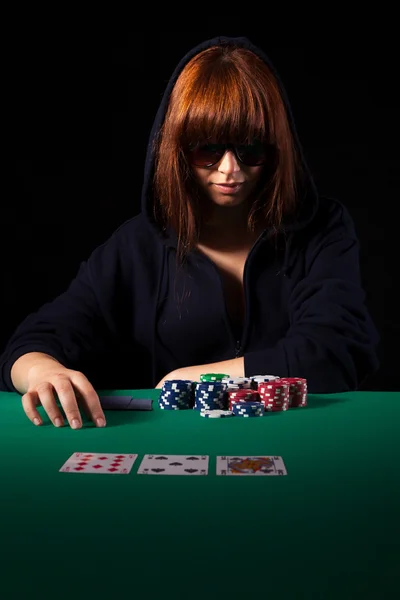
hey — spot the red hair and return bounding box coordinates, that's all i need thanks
[153,44,306,263]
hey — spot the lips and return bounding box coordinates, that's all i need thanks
[214,182,243,194]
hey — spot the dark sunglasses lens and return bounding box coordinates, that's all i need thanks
[188,143,267,166]
[237,145,266,166]
[189,145,223,166]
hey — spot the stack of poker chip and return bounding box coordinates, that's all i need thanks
[250,375,280,390]
[194,381,226,411]
[231,400,265,417]
[257,380,290,412]
[227,389,260,410]
[159,379,193,410]
[276,377,308,407]
[160,373,308,416]
[220,376,252,407]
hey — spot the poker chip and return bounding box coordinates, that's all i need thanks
[251,374,280,389]
[275,377,308,407]
[159,379,193,410]
[231,401,265,417]
[200,373,230,382]
[194,381,227,411]
[227,389,259,410]
[221,376,252,389]
[158,375,308,415]
[200,409,233,418]
[257,380,290,412]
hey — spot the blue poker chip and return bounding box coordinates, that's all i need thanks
[159,380,193,410]
[232,401,265,417]
[233,412,264,417]
[163,379,192,386]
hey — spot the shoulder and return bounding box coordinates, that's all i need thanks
[110,213,152,242]
[305,195,358,242]
[109,213,164,253]
[87,213,164,270]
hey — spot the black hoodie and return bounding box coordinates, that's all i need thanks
[0,36,380,394]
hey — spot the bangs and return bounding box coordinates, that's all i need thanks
[154,43,304,264]
[178,66,271,150]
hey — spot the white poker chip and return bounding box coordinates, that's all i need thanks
[252,375,280,383]
[200,409,233,418]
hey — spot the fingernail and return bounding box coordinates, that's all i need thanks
[96,417,106,427]
[71,418,81,429]
[33,418,41,426]
[55,417,63,427]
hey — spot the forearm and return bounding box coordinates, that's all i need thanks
[175,357,244,382]
[11,352,61,394]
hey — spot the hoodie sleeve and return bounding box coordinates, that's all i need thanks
[243,204,380,393]
[0,231,130,393]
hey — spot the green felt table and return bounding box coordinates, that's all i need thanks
[0,389,399,600]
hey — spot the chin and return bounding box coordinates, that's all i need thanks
[213,196,246,206]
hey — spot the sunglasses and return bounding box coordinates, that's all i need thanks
[187,142,269,167]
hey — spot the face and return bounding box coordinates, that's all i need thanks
[191,146,265,210]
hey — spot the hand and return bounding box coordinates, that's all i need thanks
[22,362,106,429]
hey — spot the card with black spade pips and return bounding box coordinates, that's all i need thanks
[137,454,209,475]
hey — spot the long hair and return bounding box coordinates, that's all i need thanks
[153,43,307,264]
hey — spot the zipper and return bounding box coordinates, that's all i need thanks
[235,340,243,358]
[235,230,264,358]
[193,231,265,359]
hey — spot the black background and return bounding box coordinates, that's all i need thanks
[4,33,397,390]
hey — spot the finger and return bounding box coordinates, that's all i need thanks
[70,374,106,428]
[38,378,81,429]
[74,391,102,425]
[75,392,92,421]
[21,391,43,425]
[21,388,64,427]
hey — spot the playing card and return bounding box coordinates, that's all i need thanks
[59,452,138,474]
[99,396,153,410]
[137,454,209,475]
[216,455,287,476]
[99,396,133,409]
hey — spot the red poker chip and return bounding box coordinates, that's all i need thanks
[278,378,307,389]
[258,383,289,389]
[263,402,287,407]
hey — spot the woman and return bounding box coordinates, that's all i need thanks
[0,36,380,429]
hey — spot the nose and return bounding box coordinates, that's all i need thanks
[217,150,241,173]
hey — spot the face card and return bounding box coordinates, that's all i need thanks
[59,452,138,474]
[137,454,209,475]
[216,455,287,476]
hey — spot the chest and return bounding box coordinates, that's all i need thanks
[195,244,249,331]
[154,239,292,363]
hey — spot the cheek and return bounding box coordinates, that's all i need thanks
[250,167,264,180]
[197,175,210,191]
[192,168,207,186]
[248,168,266,188]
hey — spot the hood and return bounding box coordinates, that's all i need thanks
[140,35,319,253]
